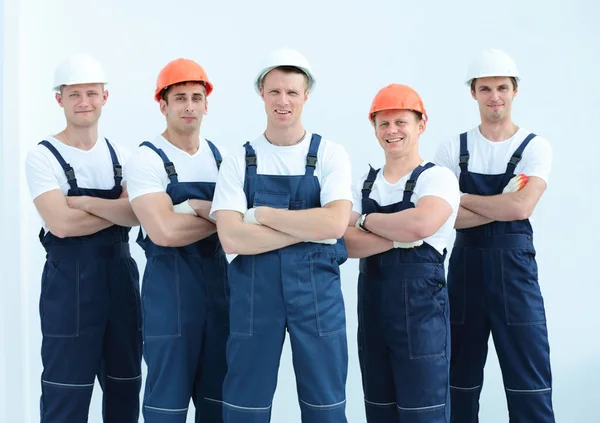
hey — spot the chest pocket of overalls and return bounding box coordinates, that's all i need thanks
[253,191,291,209]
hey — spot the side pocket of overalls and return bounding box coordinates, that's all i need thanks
[141,255,182,339]
[405,277,448,359]
[447,247,467,325]
[40,260,80,338]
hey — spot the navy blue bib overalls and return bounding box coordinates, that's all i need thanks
[38,138,142,423]
[137,140,230,423]
[222,134,349,423]
[357,163,451,423]
[448,132,555,422]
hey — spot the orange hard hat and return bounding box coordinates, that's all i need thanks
[154,58,213,102]
[369,84,428,123]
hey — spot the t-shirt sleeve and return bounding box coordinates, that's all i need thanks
[319,142,353,206]
[417,166,461,213]
[25,148,62,201]
[209,152,247,219]
[351,171,369,215]
[115,144,133,183]
[519,137,552,185]
[124,148,168,202]
[433,138,459,179]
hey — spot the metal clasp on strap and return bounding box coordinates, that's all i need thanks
[405,181,416,192]
[459,154,469,165]
[164,162,177,177]
[509,155,522,166]
[113,164,123,178]
[245,155,257,166]
[306,155,318,168]
[64,166,76,181]
[362,180,374,191]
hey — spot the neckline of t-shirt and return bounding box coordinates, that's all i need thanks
[157,135,205,158]
[378,161,427,187]
[475,126,526,146]
[47,135,104,154]
[258,132,312,152]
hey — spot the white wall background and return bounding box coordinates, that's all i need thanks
[1,0,599,422]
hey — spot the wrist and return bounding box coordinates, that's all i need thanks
[355,213,371,233]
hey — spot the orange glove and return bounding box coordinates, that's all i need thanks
[502,174,529,194]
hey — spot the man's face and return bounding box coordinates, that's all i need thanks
[373,109,425,159]
[160,82,207,134]
[56,83,107,127]
[260,68,308,130]
[471,76,517,123]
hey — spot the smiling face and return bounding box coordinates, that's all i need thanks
[260,67,308,131]
[373,109,425,159]
[471,76,518,123]
[56,83,107,128]
[160,82,207,135]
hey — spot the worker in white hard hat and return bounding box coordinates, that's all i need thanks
[211,47,353,423]
[25,53,142,423]
[434,48,555,422]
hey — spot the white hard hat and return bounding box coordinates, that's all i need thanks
[254,47,316,95]
[53,53,108,92]
[465,48,520,86]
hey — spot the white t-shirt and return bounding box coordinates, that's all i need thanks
[434,127,552,185]
[352,164,460,255]
[210,132,352,219]
[125,135,226,202]
[25,135,132,230]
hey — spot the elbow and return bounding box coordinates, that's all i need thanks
[148,223,177,247]
[414,225,437,240]
[219,237,238,255]
[507,203,533,222]
[325,219,349,240]
[47,222,70,239]
[217,230,241,255]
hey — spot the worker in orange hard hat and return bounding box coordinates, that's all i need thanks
[125,58,229,422]
[344,83,460,423]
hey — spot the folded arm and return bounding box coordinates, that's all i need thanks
[454,206,494,229]
[362,196,453,242]
[34,190,113,238]
[131,192,216,247]
[344,211,393,258]
[255,200,352,241]
[460,176,547,221]
[215,210,301,255]
[66,183,139,227]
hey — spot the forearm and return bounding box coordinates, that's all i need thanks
[259,206,348,240]
[461,193,529,221]
[219,222,301,255]
[83,197,140,227]
[49,209,113,238]
[344,227,393,258]
[363,209,429,243]
[454,206,494,229]
[151,214,216,247]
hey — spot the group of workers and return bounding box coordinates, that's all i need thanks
[25,47,555,423]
